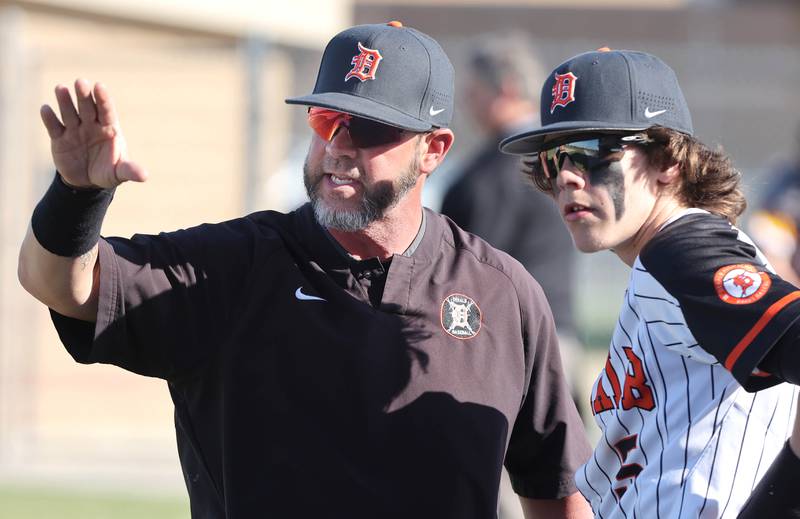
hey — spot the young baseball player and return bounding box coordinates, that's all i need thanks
[17,22,592,518]
[501,49,799,518]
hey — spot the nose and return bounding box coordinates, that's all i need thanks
[325,126,357,159]
[555,155,586,191]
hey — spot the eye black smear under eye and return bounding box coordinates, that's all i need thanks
[589,160,626,219]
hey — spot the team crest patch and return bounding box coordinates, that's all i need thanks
[714,264,772,305]
[345,42,383,82]
[440,293,482,340]
[550,72,577,113]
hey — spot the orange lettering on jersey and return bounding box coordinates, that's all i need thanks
[592,354,623,415]
[592,378,615,415]
[621,347,655,411]
[605,354,623,406]
[592,349,655,415]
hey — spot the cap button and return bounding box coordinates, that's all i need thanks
[386,20,403,27]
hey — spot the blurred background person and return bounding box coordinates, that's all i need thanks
[439,32,583,519]
[748,125,800,286]
[440,32,581,400]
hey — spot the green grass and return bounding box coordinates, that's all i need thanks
[0,485,189,519]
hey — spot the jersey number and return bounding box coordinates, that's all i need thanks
[592,347,655,415]
[613,434,643,498]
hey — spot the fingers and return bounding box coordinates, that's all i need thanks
[93,83,117,127]
[74,78,97,123]
[115,160,148,184]
[54,84,80,128]
[52,79,110,129]
[39,104,66,139]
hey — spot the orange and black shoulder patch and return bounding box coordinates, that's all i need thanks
[714,264,771,305]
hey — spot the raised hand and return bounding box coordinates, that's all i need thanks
[40,79,147,189]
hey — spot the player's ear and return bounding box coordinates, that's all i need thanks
[419,128,454,175]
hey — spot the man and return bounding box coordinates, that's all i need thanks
[17,22,591,518]
[440,33,579,388]
[500,48,799,518]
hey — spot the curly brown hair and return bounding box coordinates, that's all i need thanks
[521,126,746,223]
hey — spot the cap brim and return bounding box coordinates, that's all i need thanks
[285,92,434,132]
[499,120,650,154]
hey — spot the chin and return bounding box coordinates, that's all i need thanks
[319,191,361,210]
[571,236,607,254]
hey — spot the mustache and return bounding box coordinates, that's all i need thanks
[318,157,361,179]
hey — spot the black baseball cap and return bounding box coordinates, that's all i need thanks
[286,21,454,131]
[500,49,693,154]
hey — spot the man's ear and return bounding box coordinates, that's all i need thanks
[419,129,454,175]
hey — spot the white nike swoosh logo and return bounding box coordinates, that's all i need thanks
[295,287,326,302]
[429,107,446,116]
[644,107,667,118]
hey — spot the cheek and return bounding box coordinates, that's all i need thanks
[304,140,326,168]
[308,134,326,153]
[589,162,626,219]
[303,149,324,178]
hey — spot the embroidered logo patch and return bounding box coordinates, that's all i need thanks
[714,264,771,305]
[345,42,383,82]
[440,293,482,339]
[550,72,577,113]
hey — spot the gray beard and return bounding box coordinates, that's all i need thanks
[304,158,420,232]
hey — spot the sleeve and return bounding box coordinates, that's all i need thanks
[50,218,261,380]
[503,274,592,499]
[640,213,800,391]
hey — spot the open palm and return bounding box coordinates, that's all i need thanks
[40,79,147,189]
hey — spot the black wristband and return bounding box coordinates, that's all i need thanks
[31,173,115,257]
[738,441,800,518]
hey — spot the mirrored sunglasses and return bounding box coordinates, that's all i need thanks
[538,134,649,179]
[307,107,410,148]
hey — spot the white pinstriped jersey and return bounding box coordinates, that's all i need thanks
[577,210,800,518]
